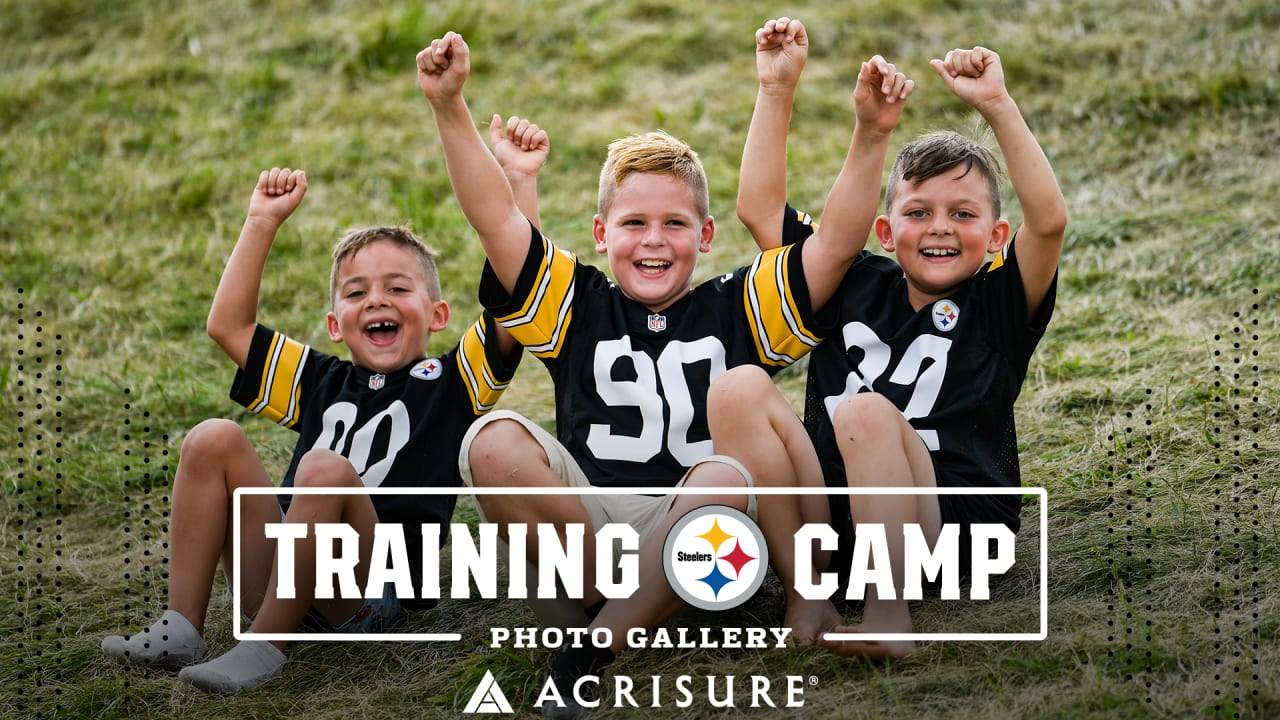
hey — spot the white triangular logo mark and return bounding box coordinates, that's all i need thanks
[464,670,514,714]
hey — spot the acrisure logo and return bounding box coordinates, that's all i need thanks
[661,505,767,611]
[463,669,513,714]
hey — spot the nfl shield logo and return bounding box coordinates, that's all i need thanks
[368,373,386,390]
[647,313,667,333]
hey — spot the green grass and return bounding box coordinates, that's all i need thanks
[2,0,1278,717]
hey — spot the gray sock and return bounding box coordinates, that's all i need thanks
[178,638,286,693]
[101,609,206,669]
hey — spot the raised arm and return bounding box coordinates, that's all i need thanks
[206,168,307,369]
[417,32,530,292]
[737,17,807,250]
[490,114,549,231]
[931,46,1067,315]
[801,56,914,311]
[488,113,549,360]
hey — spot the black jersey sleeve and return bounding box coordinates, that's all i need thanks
[976,237,1058,362]
[452,310,521,415]
[781,203,817,247]
[740,234,825,367]
[229,324,338,430]
[478,223,579,358]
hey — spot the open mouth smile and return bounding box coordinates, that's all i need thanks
[921,248,960,258]
[636,259,672,276]
[364,320,400,345]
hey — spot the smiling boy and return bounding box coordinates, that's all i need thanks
[417,26,909,717]
[101,163,527,692]
[717,34,1067,659]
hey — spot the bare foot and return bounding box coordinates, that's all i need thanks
[784,598,843,645]
[818,623,916,660]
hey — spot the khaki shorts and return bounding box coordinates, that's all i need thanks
[458,410,757,626]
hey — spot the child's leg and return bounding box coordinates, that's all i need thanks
[179,448,380,693]
[102,419,279,668]
[707,365,840,643]
[249,448,380,637]
[591,458,751,653]
[174,420,281,626]
[465,412,604,607]
[542,458,750,718]
[817,392,941,661]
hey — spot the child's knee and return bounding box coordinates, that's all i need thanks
[466,417,542,485]
[294,448,359,488]
[831,392,900,440]
[688,455,750,485]
[685,458,751,511]
[180,418,248,462]
[699,490,749,513]
[708,365,775,416]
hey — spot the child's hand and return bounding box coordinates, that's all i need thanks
[755,17,807,91]
[930,46,1007,112]
[489,114,549,180]
[854,55,914,135]
[417,31,470,103]
[247,167,306,225]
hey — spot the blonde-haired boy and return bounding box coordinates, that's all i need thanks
[419,25,907,716]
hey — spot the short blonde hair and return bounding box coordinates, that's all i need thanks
[329,226,440,304]
[597,131,709,220]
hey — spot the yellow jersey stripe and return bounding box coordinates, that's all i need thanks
[987,245,1007,272]
[770,244,822,347]
[456,318,511,414]
[495,236,576,358]
[251,331,308,428]
[248,332,280,413]
[745,245,821,366]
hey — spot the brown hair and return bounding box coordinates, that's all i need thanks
[597,131,709,220]
[329,225,440,303]
[885,130,1003,217]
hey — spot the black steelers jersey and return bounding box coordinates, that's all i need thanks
[781,205,818,246]
[784,205,1056,527]
[229,315,517,583]
[479,223,822,488]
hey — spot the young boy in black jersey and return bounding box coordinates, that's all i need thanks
[418,26,911,717]
[100,120,546,691]
[711,18,1067,660]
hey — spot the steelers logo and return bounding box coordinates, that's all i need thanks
[410,358,443,381]
[661,505,767,611]
[931,299,960,332]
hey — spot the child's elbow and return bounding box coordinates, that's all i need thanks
[1046,206,1069,239]
[205,314,229,345]
[1032,202,1068,242]
[736,200,765,237]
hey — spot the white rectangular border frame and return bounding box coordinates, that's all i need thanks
[232,486,1047,643]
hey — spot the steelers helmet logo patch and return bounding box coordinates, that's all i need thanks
[932,299,960,332]
[410,358,443,381]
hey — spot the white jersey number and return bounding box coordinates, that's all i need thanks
[312,400,411,487]
[586,336,726,465]
[823,322,951,450]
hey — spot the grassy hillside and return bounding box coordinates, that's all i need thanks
[2,0,1276,717]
